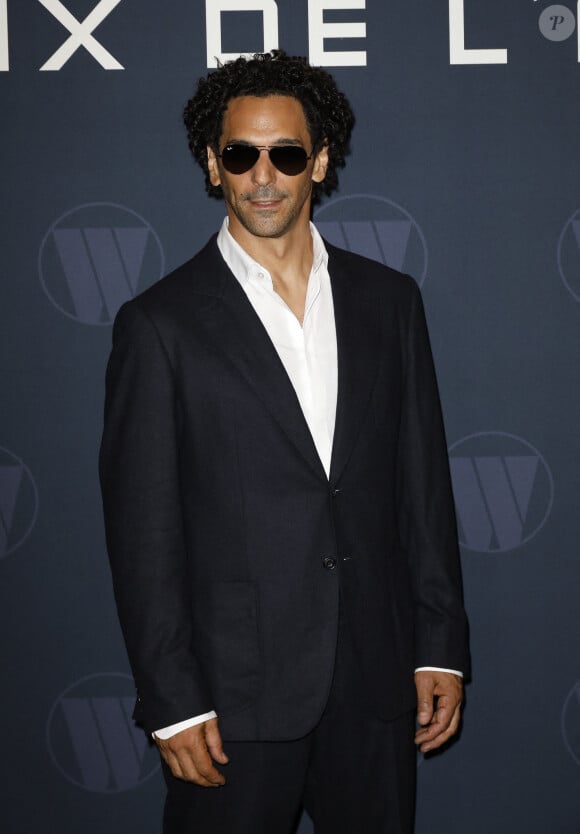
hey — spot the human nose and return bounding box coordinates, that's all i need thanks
[251,148,276,185]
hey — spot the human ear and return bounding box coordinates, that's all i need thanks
[312,143,329,184]
[207,145,222,187]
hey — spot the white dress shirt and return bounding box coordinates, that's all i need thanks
[153,219,460,740]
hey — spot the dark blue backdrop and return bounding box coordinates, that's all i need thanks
[2,2,580,832]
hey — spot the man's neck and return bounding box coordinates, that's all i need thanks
[227,216,314,325]
[227,217,314,289]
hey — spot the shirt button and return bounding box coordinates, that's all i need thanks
[322,557,337,571]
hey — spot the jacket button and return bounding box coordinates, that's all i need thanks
[322,557,337,571]
[331,487,341,496]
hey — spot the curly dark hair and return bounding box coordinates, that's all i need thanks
[183,51,354,204]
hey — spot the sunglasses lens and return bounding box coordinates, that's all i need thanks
[219,145,310,176]
[269,146,309,176]
[220,145,260,174]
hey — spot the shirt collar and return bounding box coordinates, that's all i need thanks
[216,216,328,288]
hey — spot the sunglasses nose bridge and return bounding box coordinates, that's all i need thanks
[251,146,277,181]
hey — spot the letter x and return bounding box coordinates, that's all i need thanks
[38,0,124,71]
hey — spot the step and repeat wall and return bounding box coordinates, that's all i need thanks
[2,2,579,832]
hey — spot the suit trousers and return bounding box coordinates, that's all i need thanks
[162,611,417,834]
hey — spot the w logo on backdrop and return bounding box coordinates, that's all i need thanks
[0,447,38,558]
[315,194,428,286]
[558,208,580,302]
[39,203,165,325]
[449,432,554,553]
[47,674,159,792]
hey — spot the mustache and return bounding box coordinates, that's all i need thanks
[240,189,288,202]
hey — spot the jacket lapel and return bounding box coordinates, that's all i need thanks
[194,244,328,482]
[328,247,381,484]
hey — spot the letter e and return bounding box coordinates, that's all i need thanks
[308,0,366,67]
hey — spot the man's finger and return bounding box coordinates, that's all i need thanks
[178,742,223,786]
[415,696,460,741]
[162,748,184,781]
[416,702,462,752]
[168,748,224,787]
[190,759,225,787]
[414,672,435,727]
[204,718,229,765]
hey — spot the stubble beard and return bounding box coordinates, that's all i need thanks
[227,184,312,239]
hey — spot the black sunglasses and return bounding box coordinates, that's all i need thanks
[217,144,313,176]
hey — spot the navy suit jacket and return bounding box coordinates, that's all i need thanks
[99,236,470,740]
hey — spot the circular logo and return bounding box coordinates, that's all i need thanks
[39,203,165,325]
[47,673,160,792]
[448,432,554,553]
[0,447,38,559]
[539,6,576,41]
[562,680,580,765]
[558,208,580,302]
[314,194,428,287]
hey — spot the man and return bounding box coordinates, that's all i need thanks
[100,51,470,834]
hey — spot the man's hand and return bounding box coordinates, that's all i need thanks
[155,718,229,787]
[414,670,463,753]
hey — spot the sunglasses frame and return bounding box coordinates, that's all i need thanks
[217,143,315,176]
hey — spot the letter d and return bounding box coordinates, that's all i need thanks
[206,0,279,68]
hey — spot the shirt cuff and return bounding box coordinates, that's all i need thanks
[152,711,218,740]
[415,666,463,678]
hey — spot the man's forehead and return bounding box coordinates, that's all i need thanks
[225,92,303,110]
[220,94,309,134]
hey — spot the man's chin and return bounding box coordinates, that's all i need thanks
[237,213,295,239]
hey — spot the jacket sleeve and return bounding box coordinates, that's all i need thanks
[99,301,213,734]
[396,281,471,678]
